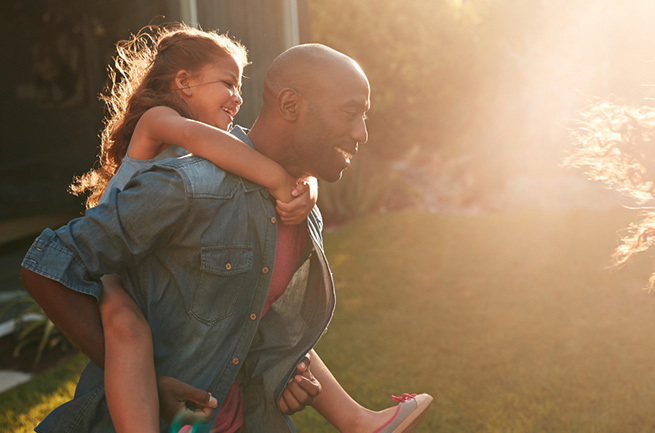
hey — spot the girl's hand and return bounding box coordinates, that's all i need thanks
[268,171,297,204]
[275,176,318,225]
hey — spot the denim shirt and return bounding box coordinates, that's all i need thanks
[22,126,336,433]
[97,143,188,207]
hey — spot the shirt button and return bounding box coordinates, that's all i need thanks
[250,313,257,320]
[232,358,240,365]
[270,217,277,224]
[262,267,269,274]
[225,262,232,270]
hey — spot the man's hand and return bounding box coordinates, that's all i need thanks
[278,352,322,415]
[157,376,218,425]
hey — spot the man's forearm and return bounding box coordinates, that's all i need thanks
[20,267,106,367]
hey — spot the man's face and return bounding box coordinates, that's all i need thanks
[293,67,370,182]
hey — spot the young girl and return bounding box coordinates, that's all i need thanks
[566,101,655,288]
[75,23,431,433]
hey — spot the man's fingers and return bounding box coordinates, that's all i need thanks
[296,353,311,372]
[284,375,320,405]
[176,393,216,425]
[280,387,303,414]
[175,405,213,426]
[178,385,217,409]
[157,376,217,424]
[293,373,321,397]
[278,397,290,415]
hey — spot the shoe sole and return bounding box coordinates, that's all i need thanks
[391,394,433,433]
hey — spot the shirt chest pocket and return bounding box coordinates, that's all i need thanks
[190,246,254,325]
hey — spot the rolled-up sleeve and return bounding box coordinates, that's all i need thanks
[21,165,190,302]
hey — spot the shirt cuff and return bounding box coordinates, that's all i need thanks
[21,228,103,302]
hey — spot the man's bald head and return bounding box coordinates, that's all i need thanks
[263,44,367,104]
[249,43,370,182]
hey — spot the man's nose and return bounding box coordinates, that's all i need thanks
[353,117,368,144]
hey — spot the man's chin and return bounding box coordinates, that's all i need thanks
[321,170,345,183]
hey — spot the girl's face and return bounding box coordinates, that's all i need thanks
[184,55,243,130]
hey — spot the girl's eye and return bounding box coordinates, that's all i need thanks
[224,81,243,96]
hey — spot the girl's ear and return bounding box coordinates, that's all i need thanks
[277,88,302,121]
[174,70,193,97]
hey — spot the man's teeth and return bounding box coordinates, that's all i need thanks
[335,147,353,161]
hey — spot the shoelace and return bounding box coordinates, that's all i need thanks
[391,393,417,403]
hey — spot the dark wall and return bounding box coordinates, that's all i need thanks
[0,0,171,221]
[0,0,308,221]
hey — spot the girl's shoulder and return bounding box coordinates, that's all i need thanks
[153,155,243,199]
[141,105,181,119]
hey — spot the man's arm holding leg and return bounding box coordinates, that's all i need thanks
[21,267,217,424]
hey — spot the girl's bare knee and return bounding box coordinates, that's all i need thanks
[103,305,150,343]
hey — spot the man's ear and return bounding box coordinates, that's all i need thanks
[277,88,301,121]
[174,70,194,97]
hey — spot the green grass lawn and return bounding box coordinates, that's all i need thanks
[4,209,655,432]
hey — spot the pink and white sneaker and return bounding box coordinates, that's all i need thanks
[372,393,433,433]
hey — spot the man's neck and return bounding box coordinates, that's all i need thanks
[248,118,304,180]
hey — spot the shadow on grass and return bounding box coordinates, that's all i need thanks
[0,353,88,432]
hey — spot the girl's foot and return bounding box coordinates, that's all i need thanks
[370,393,433,433]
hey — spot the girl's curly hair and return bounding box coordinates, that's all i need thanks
[565,100,655,288]
[69,23,248,209]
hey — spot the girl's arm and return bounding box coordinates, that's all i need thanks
[130,106,297,202]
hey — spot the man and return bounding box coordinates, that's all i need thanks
[21,43,370,432]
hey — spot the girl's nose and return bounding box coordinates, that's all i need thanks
[233,91,243,106]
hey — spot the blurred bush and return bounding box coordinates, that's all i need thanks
[310,0,514,222]
[317,149,423,226]
[309,0,655,221]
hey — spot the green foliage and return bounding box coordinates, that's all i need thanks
[0,291,67,371]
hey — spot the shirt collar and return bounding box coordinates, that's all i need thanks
[230,124,254,149]
[230,125,270,194]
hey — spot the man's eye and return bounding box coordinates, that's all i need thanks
[345,111,368,120]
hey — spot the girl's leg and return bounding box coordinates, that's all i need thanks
[309,350,399,433]
[100,275,159,433]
